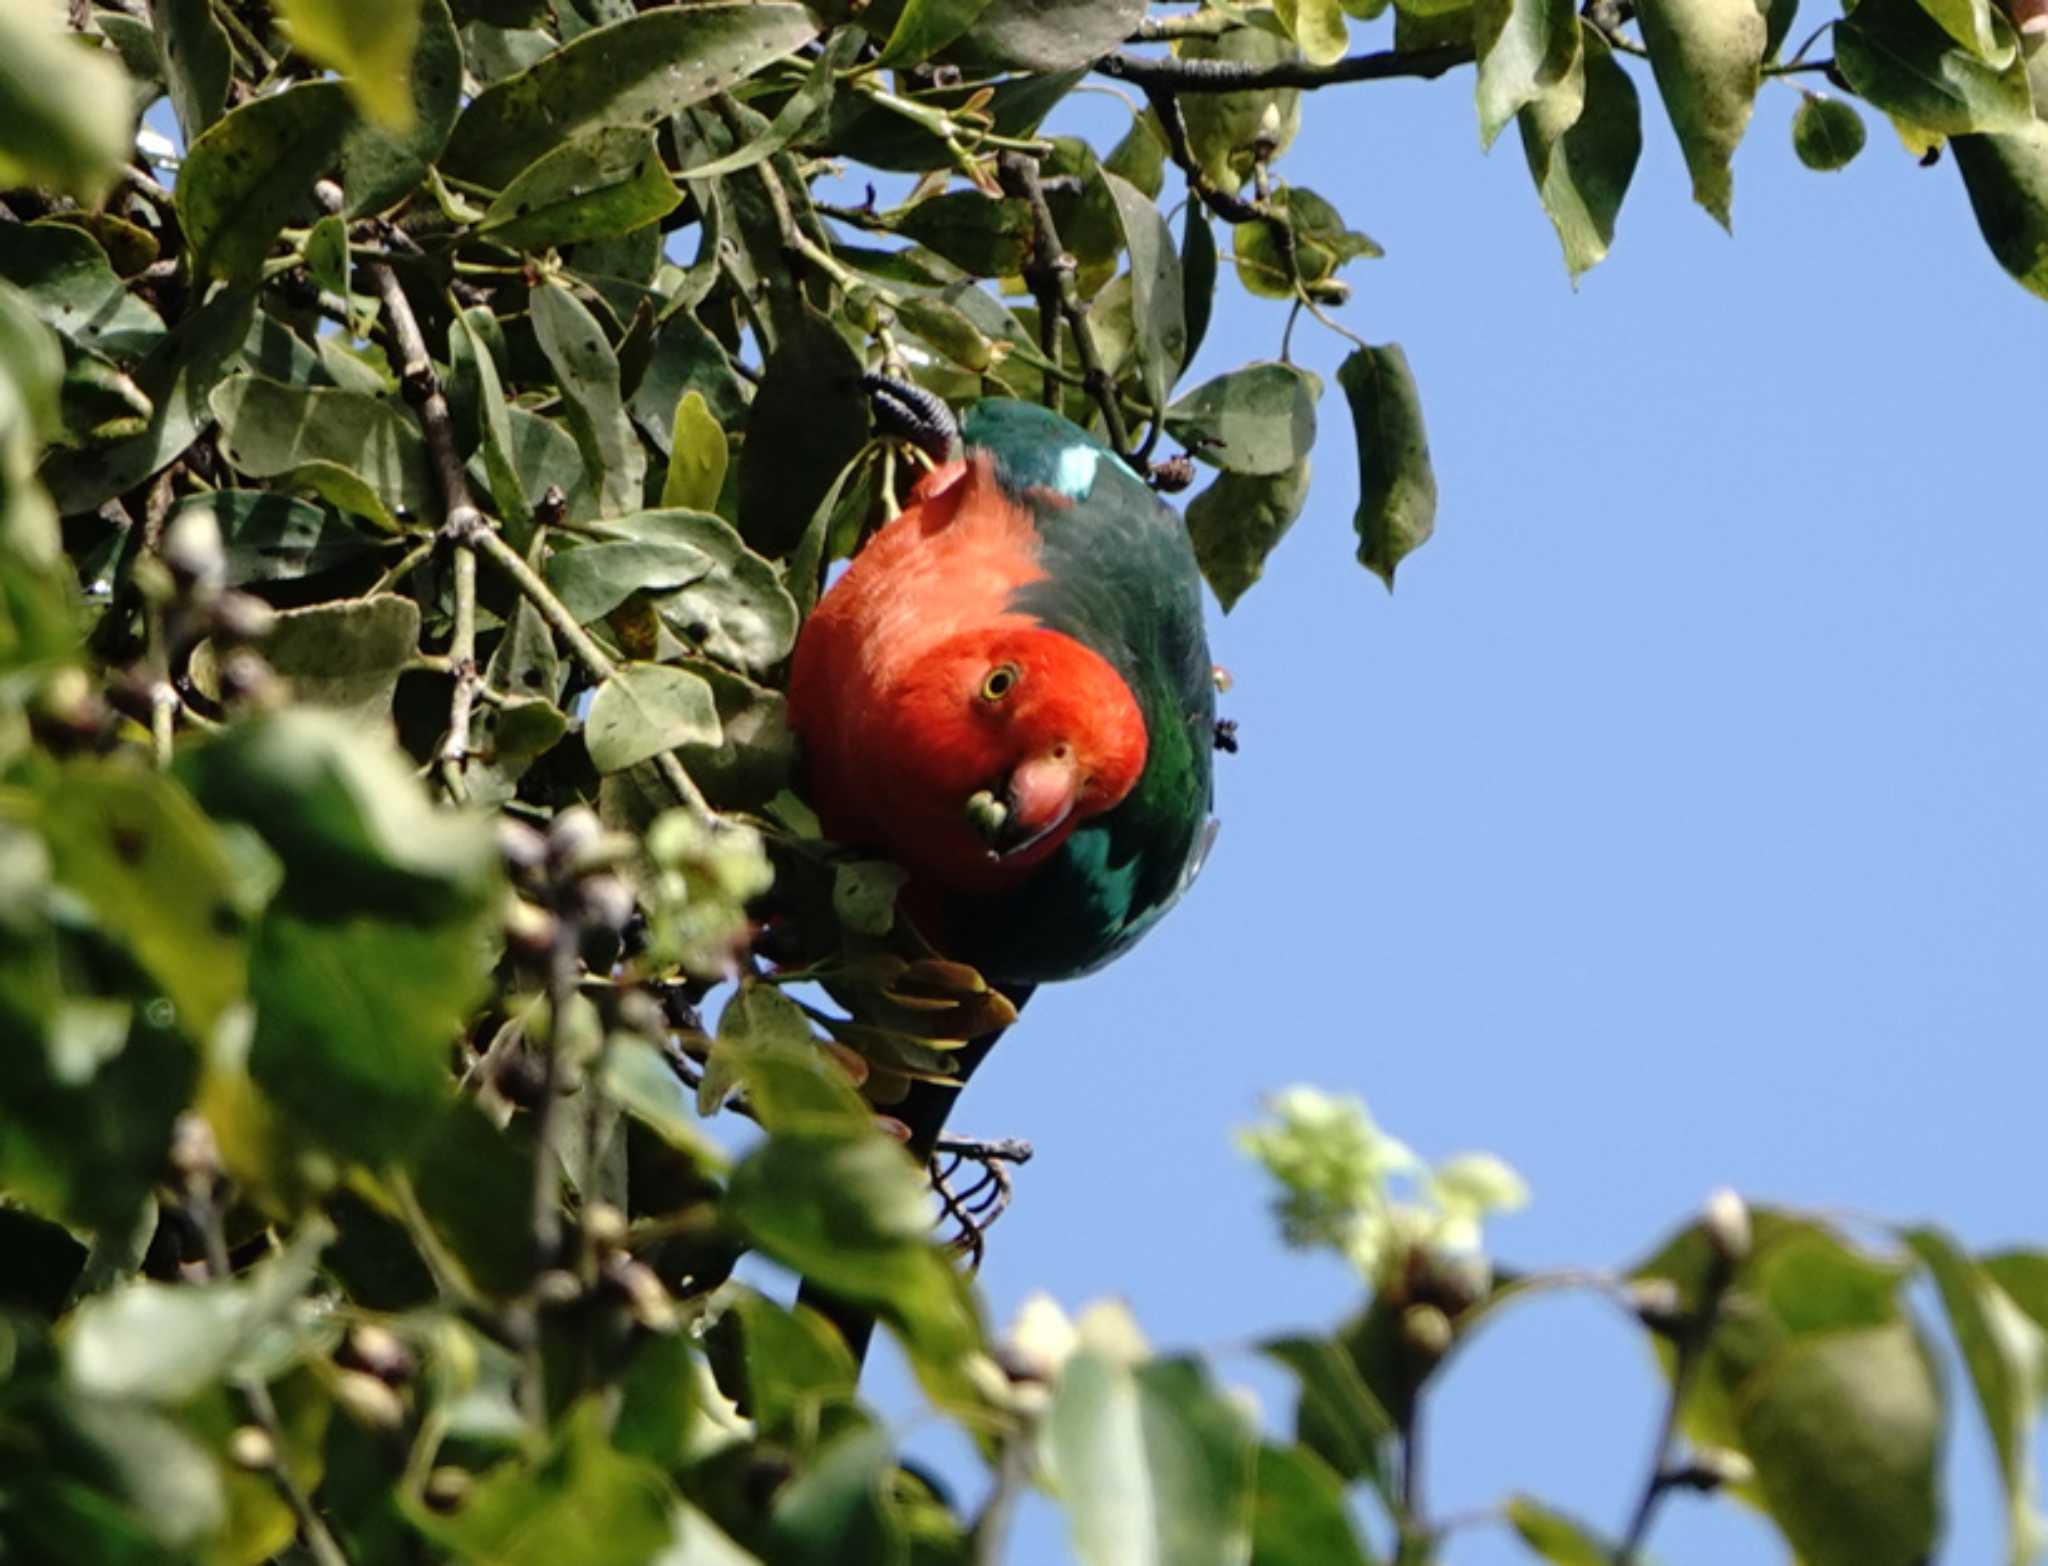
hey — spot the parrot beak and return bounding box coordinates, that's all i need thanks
[966,748,1079,860]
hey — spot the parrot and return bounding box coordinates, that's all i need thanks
[788,387,1220,1153]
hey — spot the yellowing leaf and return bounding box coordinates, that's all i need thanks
[277,0,423,131]
[662,391,729,512]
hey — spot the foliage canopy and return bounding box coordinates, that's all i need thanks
[1,1,2045,1564]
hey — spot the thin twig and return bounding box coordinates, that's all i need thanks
[969,1426,1034,1566]
[344,193,487,801]
[1095,43,1473,93]
[994,150,1131,457]
[465,527,712,820]
[1613,1259,1737,1562]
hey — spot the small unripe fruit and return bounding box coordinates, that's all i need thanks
[227,1425,275,1471]
[1400,1302,1453,1362]
[1702,1188,1751,1268]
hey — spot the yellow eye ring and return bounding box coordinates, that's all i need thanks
[980,662,1021,702]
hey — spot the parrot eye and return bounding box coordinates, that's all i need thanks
[979,662,1021,702]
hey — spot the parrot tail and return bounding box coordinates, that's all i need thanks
[796,983,1034,1368]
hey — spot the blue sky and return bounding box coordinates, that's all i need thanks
[858,51,2048,1566]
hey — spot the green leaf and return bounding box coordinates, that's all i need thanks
[1233,186,1383,300]
[0,5,135,201]
[65,1222,329,1402]
[704,983,869,1128]
[179,491,376,585]
[337,0,463,218]
[1984,1251,2048,1338]
[1186,460,1313,612]
[251,908,490,1164]
[713,1285,859,1448]
[409,1399,680,1566]
[261,595,422,725]
[956,0,1149,70]
[676,28,861,184]
[1474,0,1579,147]
[737,308,870,558]
[834,861,910,937]
[1167,363,1320,476]
[1636,0,1767,226]
[29,763,257,1040]
[1631,1212,1944,1566]
[211,374,437,526]
[601,1037,729,1169]
[585,662,722,773]
[150,0,231,143]
[42,285,256,514]
[1338,345,1438,590]
[450,304,532,535]
[1735,1324,1944,1566]
[893,189,1037,277]
[663,390,730,513]
[551,510,799,672]
[876,0,1000,67]
[1834,0,2033,136]
[1914,0,2014,65]
[1792,93,1869,169]
[0,221,167,361]
[532,278,646,517]
[1250,1443,1375,1566]
[1505,1495,1628,1565]
[278,0,422,129]
[442,3,821,187]
[1041,1351,1256,1566]
[1903,1228,2048,1566]
[1181,205,1220,369]
[1105,170,1189,415]
[1519,24,1642,279]
[1277,0,1352,63]
[1954,124,2048,299]
[480,127,683,253]
[1106,108,1169,199]
[764,1424,905,1565]
[1179,23,1305,195]
[177,82,356,283]
[726,1130,983,1367]
[176,708,499,922]
[1262,1335,1397,1496]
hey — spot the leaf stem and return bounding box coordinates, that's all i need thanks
[1613,1253,1738,1561]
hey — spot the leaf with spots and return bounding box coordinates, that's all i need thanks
[479,127,683,254]
[1186,459,1313,611]
[260,595,423,725]
[531,278,646,517]
[176,82,355,284]
[210,374,437,527]
[584,663,722,774]
[23,764,262,1040]
[440,2,820,187]
[1339,344,1438,590]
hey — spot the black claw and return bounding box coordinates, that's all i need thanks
[863,373,960,465]
[1213,719,1239,754]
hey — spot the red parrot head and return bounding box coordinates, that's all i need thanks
[863,623,1147,890]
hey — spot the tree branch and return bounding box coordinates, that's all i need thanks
[1614,1194,1748,1563]
[995,150,1132,457]
[1094,44,1473,93]
[318,182,487,801]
